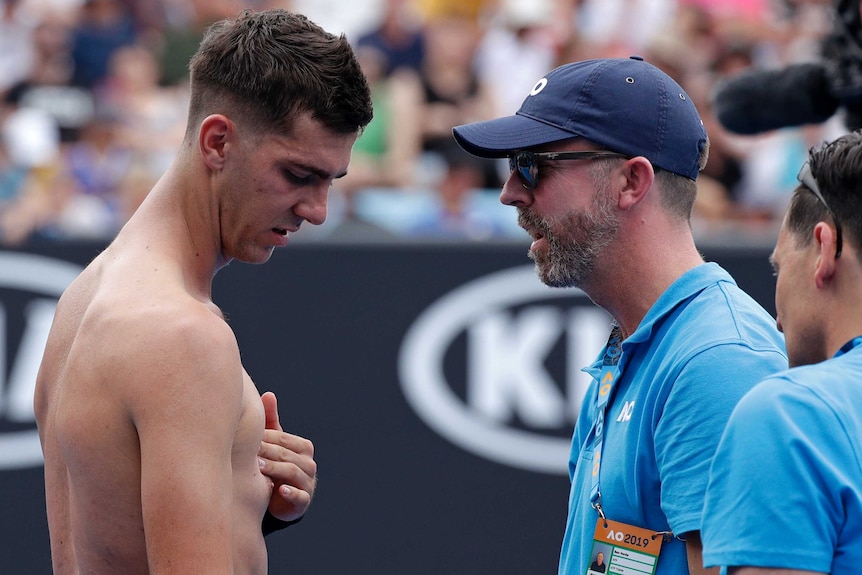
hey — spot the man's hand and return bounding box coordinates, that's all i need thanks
[258,391,317,523]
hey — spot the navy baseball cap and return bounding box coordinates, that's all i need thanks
[452,56,707,180]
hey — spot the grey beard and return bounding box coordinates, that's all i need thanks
[518,199,619,289]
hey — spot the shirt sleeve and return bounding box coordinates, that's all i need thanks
[654,344,787,537]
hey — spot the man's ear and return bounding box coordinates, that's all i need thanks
[617,156,655,211]
[813,221,839,289]
[199,114,233,171]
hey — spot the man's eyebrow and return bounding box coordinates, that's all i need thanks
[291,160,347,180]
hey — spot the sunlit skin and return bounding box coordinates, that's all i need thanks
[770,219,830,368]
[34,111,352,575]
[769,208,852,369]
[207,113,357,267]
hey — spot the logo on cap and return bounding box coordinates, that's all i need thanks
[530,78,548,96]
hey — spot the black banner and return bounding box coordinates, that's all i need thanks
[0,241,776,574]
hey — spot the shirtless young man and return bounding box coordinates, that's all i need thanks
[33,9,373,574]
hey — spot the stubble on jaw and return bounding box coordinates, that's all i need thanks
[517,192,619,289]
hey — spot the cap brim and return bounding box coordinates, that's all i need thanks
[452,113,579,158]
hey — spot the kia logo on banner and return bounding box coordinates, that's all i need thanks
[0,252,81,470]
[399,265,611,475]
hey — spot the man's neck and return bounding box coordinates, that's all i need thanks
[588,229,705,339]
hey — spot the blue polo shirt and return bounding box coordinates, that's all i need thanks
[703,337,862,574]
[559,263,786,575]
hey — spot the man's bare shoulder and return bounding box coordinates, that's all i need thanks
[79,266,227,339]
[96,288,239,378]
[65,249,242,395]
[78,277,245,436]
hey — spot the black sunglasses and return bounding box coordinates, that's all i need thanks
[508,150,630,190]
[797,161,842,258]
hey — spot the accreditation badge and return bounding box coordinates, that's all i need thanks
[585,517,664,575]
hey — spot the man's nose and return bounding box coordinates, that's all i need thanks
[499,172,533,207]
[296,185,329,226]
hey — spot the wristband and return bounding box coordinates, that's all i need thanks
[262,510,303,536]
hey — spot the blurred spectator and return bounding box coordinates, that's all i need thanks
[726,120,846,222]
[336,45,421,194]
[409,12,500,189]
[1,86,60,170]
[0,0,37,93]
[379,9,512,239]
[125,0,167,46]
[475,0,560,115]
[680,0,799,52]
[69,0,138,89]
[0,155,57,245]
[0,85,61,245]
[682,46,753,222]
[325,44,421,240]
[27,14,74,87]
[51,106,133,238]
[15,0,82,20]
[96,44,188,177]
[574,0,678,56]
[0,140,27,211]
[649,3,731,74]
[4,105,135,244]
[686,0,838,225]
[12,15,94,142]
[0,0,854,244]
[291,0,381,40]
[157,0,254,86]
[415,0,485,20]
[406,146,513,240]
[355,0,426,76]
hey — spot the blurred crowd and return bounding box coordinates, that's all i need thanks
[0,0,848,245]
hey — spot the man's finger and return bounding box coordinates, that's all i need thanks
[261,391,282,431]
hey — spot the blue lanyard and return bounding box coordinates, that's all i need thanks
[837,336,862,357]
[590,324,623,519]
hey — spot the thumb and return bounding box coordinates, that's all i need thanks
[261,391,282,431]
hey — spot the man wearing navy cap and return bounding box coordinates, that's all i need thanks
[453,57,787,575]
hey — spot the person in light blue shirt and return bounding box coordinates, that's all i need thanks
[452,56,787,575]
[702,130,862,575]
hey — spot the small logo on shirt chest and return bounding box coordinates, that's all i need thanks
[616,401,636,422]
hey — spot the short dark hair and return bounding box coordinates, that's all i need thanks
[657,136,710,221]
[186,9,372,139]
[788,129,862,254]
[589,137,709,222]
